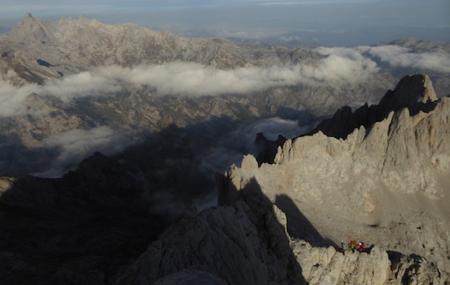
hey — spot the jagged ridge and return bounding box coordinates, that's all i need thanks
[222,74,450,281]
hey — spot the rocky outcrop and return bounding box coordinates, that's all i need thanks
[222,75,450,278]
[116,179,305,285]
[312,74,438,139]
[292,241,444,285]
[116,174,444,285]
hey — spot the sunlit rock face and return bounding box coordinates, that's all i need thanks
[119,159,445,285]
[222,74,450,278]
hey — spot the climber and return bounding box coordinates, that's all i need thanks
[357,241,366,253]
[348,240,357,253]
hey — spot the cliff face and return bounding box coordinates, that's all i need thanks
[117,176,444,285]
[221,74,450,277]
[292,241,443,285]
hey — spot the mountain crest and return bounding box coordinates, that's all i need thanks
[223,75,450,280]
[11,13,52,42]
[309,74,439,140]
[378,74,437,110]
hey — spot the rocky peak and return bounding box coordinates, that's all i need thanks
[312,74,439,140]
[11,14,52,43]
[378,74,437,110]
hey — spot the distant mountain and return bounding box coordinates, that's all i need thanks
[0,15,395,176]
[0,16,449,177]
[0,14,290,83]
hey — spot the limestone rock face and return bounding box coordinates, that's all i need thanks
[116,182,305,285]
[223,75,450,276]
[313,74,439,139]
[117,178,445,285]
[292,241,444,285]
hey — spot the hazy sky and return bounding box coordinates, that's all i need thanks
[0,0,449,46]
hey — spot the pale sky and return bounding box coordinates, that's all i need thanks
[0,0,449,46]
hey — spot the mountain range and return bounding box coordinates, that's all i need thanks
[0,15,449,284]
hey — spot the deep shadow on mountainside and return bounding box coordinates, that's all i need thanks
[0,99,316,177]
[0,150,309,284]
[0,119,231,284]
[0,114,313,284]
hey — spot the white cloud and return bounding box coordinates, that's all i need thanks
[363,45,450,73]
[43,71,121,100]
[93,59,378,96]
[0,55,380,117]
[317,44,450,73]
[1,44,448,119]
[0,81,37,116]
[0,72,120,116]
[309,47,379,85]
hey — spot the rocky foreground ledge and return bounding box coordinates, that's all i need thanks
[117,176,444,285]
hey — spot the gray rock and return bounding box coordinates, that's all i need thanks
[223,74,450,279]
[116,183,305,285]
[117,172,445,284]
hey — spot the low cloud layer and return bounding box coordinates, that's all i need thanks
[363,45,450,73]
[2,44,449,118]
[0,51,381,117]
[317,45,450,73]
